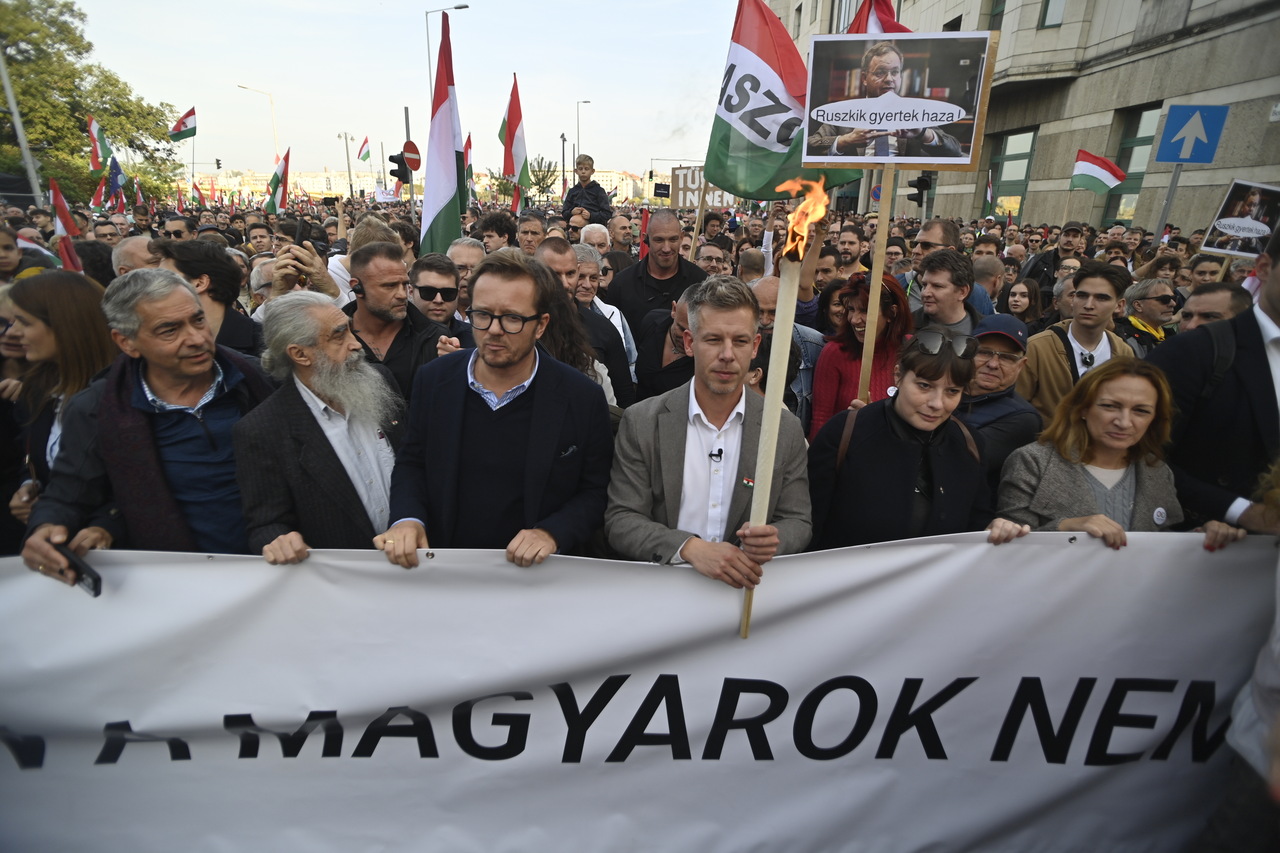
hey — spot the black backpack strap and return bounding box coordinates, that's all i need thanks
[836,407,861,471]
[1199,320,1237,403]
[1049,325,1081,384]
[950,416,981,464]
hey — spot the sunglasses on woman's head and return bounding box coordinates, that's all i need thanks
[910,330,978,359]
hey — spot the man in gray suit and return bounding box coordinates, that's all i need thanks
[604,276,811,589]
[233,291,403,564]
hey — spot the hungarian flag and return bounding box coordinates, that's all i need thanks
[175,189,186,214]
[265,148,291,214]
[357,136,371,162]
[47,179,82,272]
[1070,150,1126,195]
[498,74,532,213]
[704,0,860,200]
[135,177,145,206]
[419,11,466,254]
[193,180,207,207]
[847,0,912,33]
[169,107,197,142]
[463,133,475,201]
[114,193,126,215]
[984,172,993,216]
[86,115,112,171]
[90,176,107,209]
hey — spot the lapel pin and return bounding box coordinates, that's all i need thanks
[742,477,754,489]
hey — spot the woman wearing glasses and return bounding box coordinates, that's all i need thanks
[997,358,1244,550]
[809,273,912,440]
[5,272,116,541]
[808,329,1029,549]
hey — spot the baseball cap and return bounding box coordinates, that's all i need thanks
[972,314,1028,351]
[1061,221,1086,234]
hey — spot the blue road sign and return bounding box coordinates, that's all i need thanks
[871,184,882,201]
[1156,105,1229,164]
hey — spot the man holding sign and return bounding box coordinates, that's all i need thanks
[806,42,961,159]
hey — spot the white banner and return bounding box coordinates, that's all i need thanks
[374,188,399,203]
[0,533,1274,852]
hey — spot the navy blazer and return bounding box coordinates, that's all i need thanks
[1146,308,1279,524]
[388,350,613,552]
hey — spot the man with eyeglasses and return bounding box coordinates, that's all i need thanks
[409,253,473,348]
[446,237,486,320]
[1114,279,1177,357]
[341,241,448,402]
[956,314,1041,492]
[807,42,961,159]
[695,243,729,277]
[376,250,613,569]
[161,216,196,241]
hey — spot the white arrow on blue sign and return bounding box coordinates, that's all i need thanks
[1155,105,1229,164]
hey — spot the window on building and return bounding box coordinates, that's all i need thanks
[834,0,855,32]
[990,130,1036,222]
[794,3,803,36]
[811,0,819,23]
[1103,106,1161,225]
[1039,0,1066,28]
[989,0,1005,31]
[943,15,962,31]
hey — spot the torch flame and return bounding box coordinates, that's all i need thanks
[775,176,829,260]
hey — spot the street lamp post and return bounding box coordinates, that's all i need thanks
[576,100,591,164]
[237,84,279,165]
[560,133,567,201]
[338,132,355,199]
[425,5,469,94]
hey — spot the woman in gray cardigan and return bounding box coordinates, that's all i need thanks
[998,357,1244,550]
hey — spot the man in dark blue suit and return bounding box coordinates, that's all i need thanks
[377,251,614,568]
[1146,228,1280,533]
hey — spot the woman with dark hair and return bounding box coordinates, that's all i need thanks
[541,290,617,406]
[71,240,115,287]
[0,285,28,553]
[6,272,117,532]
[998,357,1244,550]
[808,329,1029,548]
[815,277,848,335]
[809,273,913,439]
[996,278,1042,325]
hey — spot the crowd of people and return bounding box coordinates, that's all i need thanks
[2,152,1279,842]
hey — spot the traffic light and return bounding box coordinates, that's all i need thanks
[389,153,411,184]
[906,173,932,207]
[215,158,222,169]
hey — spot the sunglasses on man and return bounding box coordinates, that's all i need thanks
[416,285,459,302]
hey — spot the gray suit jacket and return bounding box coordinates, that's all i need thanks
[604,382,812,563]
[997,441,1184,532]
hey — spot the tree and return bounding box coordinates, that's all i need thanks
[527,155,559,201]
[486,168,514,204]
[0,0,181,203]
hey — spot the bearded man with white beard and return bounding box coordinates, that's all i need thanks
[233,291,404,563]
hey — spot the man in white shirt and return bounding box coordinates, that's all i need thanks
[604,276,812,589]
[233,291,403,564]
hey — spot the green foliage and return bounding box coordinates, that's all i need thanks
[487,168,514,203]
[527,155,559,200]
[0,0,181,202]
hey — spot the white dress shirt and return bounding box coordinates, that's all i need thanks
[1067,324,1112,377]
[676,384,747,553]
[294,376,395,531]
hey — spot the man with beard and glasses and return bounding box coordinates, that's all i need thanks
[234,292,404,563]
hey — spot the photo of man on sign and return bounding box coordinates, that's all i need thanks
[804,33,993,168]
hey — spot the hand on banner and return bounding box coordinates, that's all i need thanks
[262,531,311,565]
[437,336,462,357]
[21,523,110,585]
[373,520,430,568]
[506,528,557,568]
[1059,514,1127,549]
[679,537,763,590]
[9,481,38,524]
[736,523,781,564]
[985,517,1031,545]
[1198,520,1248,551]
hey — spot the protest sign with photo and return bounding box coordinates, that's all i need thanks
[1202,179,1277,257]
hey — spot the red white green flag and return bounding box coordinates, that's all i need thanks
[705,0,860,199]
[169,107,197,142]
[847,0,912,33]
[193,180,207,206]
[47,179,82,272]
[419,12,466,254]
[1070,150,1126,195]
[90,176,107,209]
[86,115,112,171]
[498,74,531,212]
[265,148,291,214]
[357,136,370,162]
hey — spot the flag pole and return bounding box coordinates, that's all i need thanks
[856,164,895,402]
[1059,187,1071,230]
[688,175,709,261]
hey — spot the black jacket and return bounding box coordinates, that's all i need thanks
[603,257,707,334]
[578,304,635,408]
[956,384,1042,494]
[343,301,449,402]
[562,181,613,225]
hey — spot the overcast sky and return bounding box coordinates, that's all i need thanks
[77,0,742,177]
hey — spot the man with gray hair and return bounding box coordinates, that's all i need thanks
[22,269,274,583]
[111,235,159,280]
[580,223,610,257]
[605,275,811,588]
[233,291,403,564]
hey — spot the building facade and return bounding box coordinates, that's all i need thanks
[772,0,1279,230]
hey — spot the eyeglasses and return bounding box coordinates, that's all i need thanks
[1139,294,1176,305]
[912,240,942,251]
[164,230,187,238]
[867,67,902,80]
[601,266,613,275]
[884,250,904,259]
[416,285,459,302]
[466,309,543,334]
[910,330,978,359]
[975,347,1023,366]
